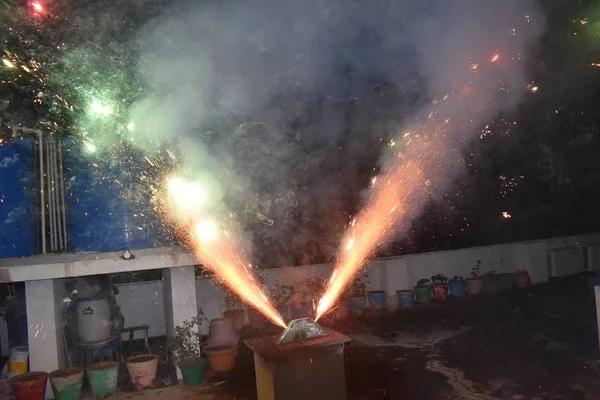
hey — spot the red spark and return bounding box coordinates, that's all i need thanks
[491,54,500,63]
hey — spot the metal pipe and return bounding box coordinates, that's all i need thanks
[38,130,46,254]
[51,139,63,250]
[46,137,55,251]
[58,141,67,250]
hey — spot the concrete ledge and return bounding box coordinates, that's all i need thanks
[0,246,198,283]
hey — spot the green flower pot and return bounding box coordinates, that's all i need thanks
[179,359,208,385]
[414,285,432,304]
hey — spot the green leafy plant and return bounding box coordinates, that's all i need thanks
[449,276,465,283]
[169,317,206,366]
[431,274,448,284]
[470,260,482,279]
[484,270,497,276]
[416,278,430,287]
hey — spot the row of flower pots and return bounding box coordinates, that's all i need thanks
[9,360,121,400]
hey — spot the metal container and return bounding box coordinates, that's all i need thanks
[77,296,112,343]
[0,140,37,258]
[62,139,164,252]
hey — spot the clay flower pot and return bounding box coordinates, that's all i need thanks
[126,354,158,391]
[10,371,48,400]
[466,278,482,295]
[48,368,84,400]
[204,344,238,373]
[223,309,245,332]
[86,361,119,399]
[207,318,239,349]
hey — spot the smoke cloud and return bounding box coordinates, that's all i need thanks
[127,0,544,266]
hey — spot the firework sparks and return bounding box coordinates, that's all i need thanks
[315,116,449,320]
[491,53,500,63]
[165,175,286,328]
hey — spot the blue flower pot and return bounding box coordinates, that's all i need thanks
[396,290,414,309]
[367,291,387,310]
[449,281,467,298]
[349,296,366,314]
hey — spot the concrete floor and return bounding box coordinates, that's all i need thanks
[88,273,600,399]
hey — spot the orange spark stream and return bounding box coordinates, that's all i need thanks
[164,185,286,328]
[316,120,452,321]
[188,222,286,328]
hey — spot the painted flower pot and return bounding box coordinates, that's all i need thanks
[432,284,449,301]
[396,290,414,309]
[290,303,311,320]
[10,371,48,400]
[466,279,482,295]
[204,344,238,373]
[207,318,239,349]
[414,286,431,304]
[515,270,531,288]
[223,309,245,332]
[49,368,84,400]
[179,359,208,385]
[349,295,367,314]
[86,361,119,399]
[449,281,467,298]
[247,308,267,330]
[367,290,387,310]
[126,354,158,391]
[499,273,515,291]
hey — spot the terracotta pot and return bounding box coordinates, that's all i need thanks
[204,344,238,373]
[515,270,531,288]
[466,279,482,295]
[10,371,48,400]
[126,354,158,391]
[247,308,267,330]
[223,309,245,332]
[207,318,239,349]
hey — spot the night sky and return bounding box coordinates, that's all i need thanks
[1,0,599,267]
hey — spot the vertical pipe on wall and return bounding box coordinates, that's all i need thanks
[46,137,55,251]
[58,141,67,250]
[38,130,46,254]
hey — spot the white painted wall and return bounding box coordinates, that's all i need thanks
[114,232,600,337]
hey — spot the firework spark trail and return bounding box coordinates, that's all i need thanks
[315,121,448,320]
[165,178,286,328]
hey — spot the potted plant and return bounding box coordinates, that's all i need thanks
[414,278,432,304]
[347,273,370,314]
[223,290,245,332]
[431,274,449,301]
[270,281,293,322]
[466,260,483,295]
[396,288,414,309]
[306,276,327,313]
[515,270,531,288]
[168,317,207,385]
[449,276,467,298]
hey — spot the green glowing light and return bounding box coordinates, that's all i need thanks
[127,122,135,131]
[84,142,96,153]
[2,59,15,69]
[90,100,112,116]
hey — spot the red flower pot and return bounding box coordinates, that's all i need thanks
[432,284,449,301]
[10,371,48,400]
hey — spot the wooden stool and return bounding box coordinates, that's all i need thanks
[120,325,151,356]
[77,336,117,368]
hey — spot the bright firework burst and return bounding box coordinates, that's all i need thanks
[164,174,286,328]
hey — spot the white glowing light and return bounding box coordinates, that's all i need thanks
[2,59,14,69]
[196,219,218,243]
[84,142,96,153]
[127,122,135,131]
[502,212,512,219]
[32,2,43,12]
[167,176,208,214]
[90,101,112,116]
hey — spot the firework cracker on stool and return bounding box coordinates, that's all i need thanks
[276,318,328,345]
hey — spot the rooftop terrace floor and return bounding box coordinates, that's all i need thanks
[83,273,600,400]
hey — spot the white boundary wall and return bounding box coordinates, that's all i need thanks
[116,232,600,337]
